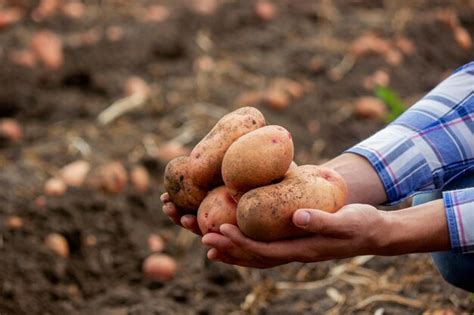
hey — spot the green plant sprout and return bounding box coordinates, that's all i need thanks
[375,86,406,123]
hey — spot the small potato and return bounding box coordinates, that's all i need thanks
[164,156,207,213]
[189,107,266,188]
[237,165,347,241]
[45,233,70,258]
[143,253,177,282]
[197,186,237,235]
[222,125,294,200]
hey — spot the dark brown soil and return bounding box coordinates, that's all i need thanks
[1,1,473,314]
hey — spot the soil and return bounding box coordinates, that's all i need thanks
[1,0,473,314]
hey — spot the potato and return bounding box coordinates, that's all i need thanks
[143,253,177,282]
[197,186,237,235]
[237,165,347,241]
[189,107,266,188]
[222,125,294,200]
[164,156,207,213]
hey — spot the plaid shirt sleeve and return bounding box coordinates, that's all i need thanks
[346,61,474,253]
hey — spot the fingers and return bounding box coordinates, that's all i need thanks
[207,248,271,268]
[202,233,234,251]
[181,215,202,236]
[162,202,182,225]
[219,224,299,261]
[292,208,353,237]
[160,192,171,203]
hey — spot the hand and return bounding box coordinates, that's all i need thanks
[160,193,202,236]
[201,204,387,268]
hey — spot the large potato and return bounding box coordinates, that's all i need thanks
[189,107,266,188]
[164,157,207,213]
[222,125,294,200]
[197,186,237,234]
[237,165,347,241]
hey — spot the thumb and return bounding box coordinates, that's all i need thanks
[293,209,350,237]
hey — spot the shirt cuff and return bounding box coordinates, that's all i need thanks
[443,188,474,254]
[346,125,434,204]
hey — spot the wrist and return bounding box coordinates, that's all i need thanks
[378,199,450,255]
[322,153,387,205]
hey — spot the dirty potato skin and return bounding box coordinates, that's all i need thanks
[164,156,207,213]
[197,186,237,235]
[237,165,348,241]
[222,125,294,200]
[189,107,266,188]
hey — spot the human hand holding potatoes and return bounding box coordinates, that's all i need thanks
[161,106,348,244]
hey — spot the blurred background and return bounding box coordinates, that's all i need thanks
[0,0,473,314]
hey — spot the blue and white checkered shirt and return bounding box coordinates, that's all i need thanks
[347,61,474,254]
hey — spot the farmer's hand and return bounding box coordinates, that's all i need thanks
[160,153,386,238]
[201,198,450,268]
[161,192,202,236]
[201,204,386,268]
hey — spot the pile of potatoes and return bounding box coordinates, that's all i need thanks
[164,107,347,241]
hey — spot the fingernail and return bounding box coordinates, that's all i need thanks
[180,216,188,227]
[219,224,230,235]
[294,210,310,226]
[202,234,211,245]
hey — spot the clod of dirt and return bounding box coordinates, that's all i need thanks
[5,216,23,230]
[131,165,150,194]
[354,96,387,120]
[30,30,64,70]
[0,118,22,143]
[59,160,91,187]
[44,178,67,196]
[45,233,70,258]
[255,1,277,22]
[147,233,165,253]
[143,254,177,282]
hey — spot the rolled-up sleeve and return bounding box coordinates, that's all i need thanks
[346,61,474,253]
[443,188,474,254]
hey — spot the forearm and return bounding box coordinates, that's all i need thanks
[379,199,451,255]
[323,153,387,205]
